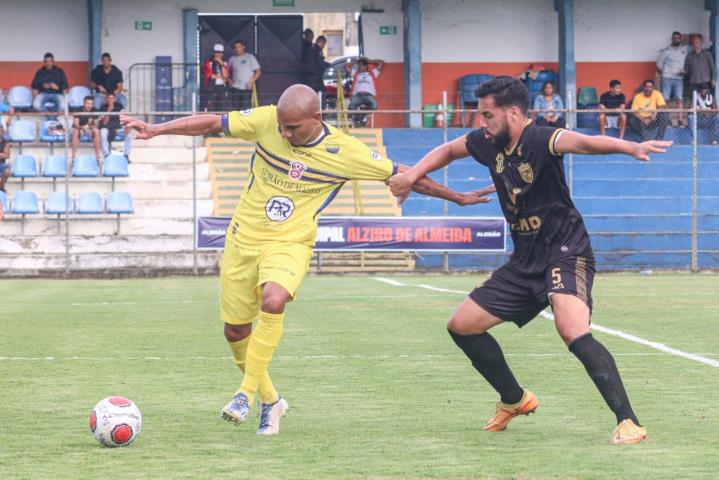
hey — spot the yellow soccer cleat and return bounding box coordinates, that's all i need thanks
[483,389,539,432]
[611,419,647,445]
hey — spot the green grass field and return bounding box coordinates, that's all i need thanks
[1,274,718,480]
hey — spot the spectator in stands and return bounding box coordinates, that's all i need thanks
[599,79,627,139]
[629,79,668,141]
[99,92,132,160]
[31,52,68,113]
[692,83,718,144]
[204,44,230,111]
[301,28,314,79]
[228,40,262,111]
[91,52,126,107]
[533,81,565,127]
[344,57,384,127]
[657,31,689,125]
[71,96,102,161]
[304,35,330,93]
[0,91,14,130]
[684,35,716,93]
[0,125,11,193]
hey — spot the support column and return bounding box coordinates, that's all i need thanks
[87,0,102,78]
[183,9,199,110]
[707,0,719,99]
[555,0,576,125]
[402,0,422,128]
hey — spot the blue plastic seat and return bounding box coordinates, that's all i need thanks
[0,191,8,212]
[107,191,134,214]
[9,119,36,142]
[7,86,33,109]
[12,155,38,178]
[77,192,104,214]
[43,155,67,177]
[46,191,74,214]
[40,120,66,142]
[68,86,92,110]
[11,191,39,214]
[72,155,100,177]
[103,154,129,177]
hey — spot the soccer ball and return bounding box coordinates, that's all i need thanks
[89,396,142,447]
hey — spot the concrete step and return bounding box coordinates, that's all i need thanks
[128,162,209,181]
[130,147,206,164]
[131,135,203,148]
[0,216,198,236]
[3,180,212,200]
[0,251,221,275]
[0,234,198,254]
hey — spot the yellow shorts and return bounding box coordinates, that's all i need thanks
[219,239,313,325]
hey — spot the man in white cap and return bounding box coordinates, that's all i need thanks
[203,43,229,111]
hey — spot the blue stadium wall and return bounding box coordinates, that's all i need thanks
[383,128,719,271]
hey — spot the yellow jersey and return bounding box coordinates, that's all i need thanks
[221,106,397,247]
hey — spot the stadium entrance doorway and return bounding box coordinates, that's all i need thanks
[199,14,304,106]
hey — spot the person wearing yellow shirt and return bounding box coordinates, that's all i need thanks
[629,79,668,141]
[121,84,495,436]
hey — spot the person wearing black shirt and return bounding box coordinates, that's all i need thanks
[303,35,330,93]
[599,80,627,138]
[99,93,132,159]
[0,126,11,193]
[71,96,102,161]
[389,76,671,445]
[31,52,68,112]
[91,52,126,107]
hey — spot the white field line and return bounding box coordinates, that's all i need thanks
[2,352,716,362]
[373,277,719,369]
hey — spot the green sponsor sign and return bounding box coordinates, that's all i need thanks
[380,25,397,35]
[273,0,295,6]
[135,21,152,31]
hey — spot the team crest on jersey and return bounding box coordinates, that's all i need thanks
[518,162,534,183]
[495,153,505,174]
[239,109,252,116]
[288,161,307,180]
[325,142,340,154]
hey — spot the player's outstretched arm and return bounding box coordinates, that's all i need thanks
[394,164,495,206]
[555,130,672,162]
[120,114,223,139]
[388,135,469,202]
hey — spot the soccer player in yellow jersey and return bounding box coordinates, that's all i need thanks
[122,84,494,435]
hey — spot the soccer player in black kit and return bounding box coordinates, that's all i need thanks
[389,76,671,444]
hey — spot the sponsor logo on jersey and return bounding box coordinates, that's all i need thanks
[288,161,307,180]
[370,150,382,161]
[325,142,340,154]
[265,196,295,222]
[510,215,542,233]
[518,162,534,183]
[495,153,505,174]
[239,109,252,116]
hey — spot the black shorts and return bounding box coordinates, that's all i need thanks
[469,255,595,327]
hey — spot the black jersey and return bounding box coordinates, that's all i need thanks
[465,121,593,275]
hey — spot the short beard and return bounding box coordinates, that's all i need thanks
[490,126,511,149]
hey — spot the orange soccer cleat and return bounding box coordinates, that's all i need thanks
[611,419,647,445]
[483,389,539,432]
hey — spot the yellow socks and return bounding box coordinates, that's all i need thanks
[228,329,279,405]
[238,311,284,405]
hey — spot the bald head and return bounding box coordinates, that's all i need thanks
[277,84,320,118]
[276,84,324,147]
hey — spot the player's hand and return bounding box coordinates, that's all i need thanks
[633,140,672,162]
[121,115,156,139]
[387,171,419,204]
[455,184,496,206]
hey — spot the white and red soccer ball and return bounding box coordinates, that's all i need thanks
[89,396,142,447]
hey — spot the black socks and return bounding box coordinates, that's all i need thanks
[448,330,525,405]
[569,333,640,425]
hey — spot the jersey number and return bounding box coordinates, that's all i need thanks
[551,268,564,289]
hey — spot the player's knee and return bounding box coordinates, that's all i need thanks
[447,315,484,335]
[224,322,251,342]
[261,291,289,314]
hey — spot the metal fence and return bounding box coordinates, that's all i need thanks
[0,99,717,274]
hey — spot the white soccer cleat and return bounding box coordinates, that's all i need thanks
[257,396,289,436]
[221,393,250,425]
